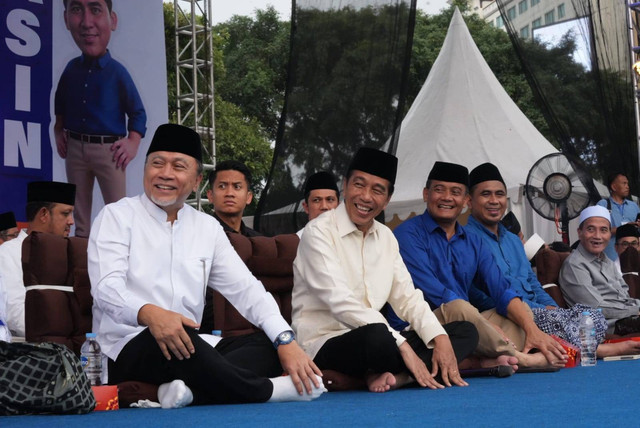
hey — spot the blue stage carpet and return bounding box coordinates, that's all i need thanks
[3,360,639,427]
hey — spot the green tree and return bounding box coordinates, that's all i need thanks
[214,7,290,141]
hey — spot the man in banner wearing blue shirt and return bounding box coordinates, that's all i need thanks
[54,0,146,237]
[389,161,567,370]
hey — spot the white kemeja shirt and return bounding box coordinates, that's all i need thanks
[0,230,28,337]
[292,204,446,358]
[0,275,12,342]
[89,193,290,360]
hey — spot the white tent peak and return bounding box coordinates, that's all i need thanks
[388,7,558,222]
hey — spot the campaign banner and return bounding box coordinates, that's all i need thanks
[1,1,53,221]
[1,0,168,229]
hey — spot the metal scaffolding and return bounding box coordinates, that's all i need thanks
[173,0,216,210]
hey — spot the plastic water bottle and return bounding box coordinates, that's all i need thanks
[81,333,102,385]
[579,311,597,367]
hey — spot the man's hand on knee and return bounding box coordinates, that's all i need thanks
[138,304,200,361]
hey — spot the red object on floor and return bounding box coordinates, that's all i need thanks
[92,385,119,411]
[551,335,580,368]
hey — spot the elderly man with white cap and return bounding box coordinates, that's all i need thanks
[560,205,640,335]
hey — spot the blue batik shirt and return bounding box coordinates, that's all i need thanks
[386,209,521,331]
[55,50,146,137]
[465,215,557,311]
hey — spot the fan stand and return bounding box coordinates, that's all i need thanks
[555,202,570,245]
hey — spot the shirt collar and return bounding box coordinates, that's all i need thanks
[335,203,379,239]
[81,50,112,68]
[576,242,607,263]
[467,215,504,242]
[421,209,466,239]
[140,193,186,225]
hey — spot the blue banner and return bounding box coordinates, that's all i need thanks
[0,1,53,221]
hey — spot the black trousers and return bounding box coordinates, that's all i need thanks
[314,322,478,381]
[108,328,279,404]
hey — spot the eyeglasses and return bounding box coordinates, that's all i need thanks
[617,240,639,248]
[0,232,19,240]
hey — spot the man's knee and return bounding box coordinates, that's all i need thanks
[356,324,397,356]
[439,299,482,322]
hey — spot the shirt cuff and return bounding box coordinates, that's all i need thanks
[261,313,293,343]
[124,296,153,327]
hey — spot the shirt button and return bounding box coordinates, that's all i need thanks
[84,84,88,87]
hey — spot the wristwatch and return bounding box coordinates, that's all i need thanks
[273,330,295,348]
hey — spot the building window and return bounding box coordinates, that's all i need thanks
[496,15,504,28]
[558,3,566,19]
[520,25,530,39]
[545,10,555,25]
[532,18,542,29]
[519,0,528,14]
[508,6,517,20]
[531,0,540,6]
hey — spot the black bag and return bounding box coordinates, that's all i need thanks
[613,315,640,336]
[0,341,96,415]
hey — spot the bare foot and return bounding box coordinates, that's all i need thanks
[460,355,519,371]
[365,372,396,393]
[597,341,640,358]
[494,354,519,371]
[516,351,566,369]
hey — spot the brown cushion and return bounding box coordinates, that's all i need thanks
[620,247,640,299]
[534,247,570,308]
[214,233,299,337]
[22,232,90,355]
[534,247,570,286]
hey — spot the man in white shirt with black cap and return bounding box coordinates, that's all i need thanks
[89,123,324,409]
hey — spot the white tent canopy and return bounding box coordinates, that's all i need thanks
[387,8,573,243]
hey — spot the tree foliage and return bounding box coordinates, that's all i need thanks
[214,7,290,142]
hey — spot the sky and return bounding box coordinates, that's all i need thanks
[173,0,451,24]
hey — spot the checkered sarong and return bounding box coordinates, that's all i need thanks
[532,304,607,348]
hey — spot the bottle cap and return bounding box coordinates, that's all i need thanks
[86,332,97,338]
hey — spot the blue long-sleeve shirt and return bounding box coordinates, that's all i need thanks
[387,210,521,331]
[55,50,146,137]
[465,216,557,311]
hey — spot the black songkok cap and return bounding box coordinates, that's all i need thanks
[304,172,339,197]
[427,161,469,187]
[27,181,76,205]
[147,123,203,163]
[347,147,398,185]
[616,223,640,240]
[500,211,521,236]
[469,162,505,189]
[0,212,16,231]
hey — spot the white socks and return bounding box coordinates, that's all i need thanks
[267,375,326,403]
[158,379,194,409]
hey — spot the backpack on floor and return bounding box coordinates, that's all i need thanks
[0,341,96,415]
